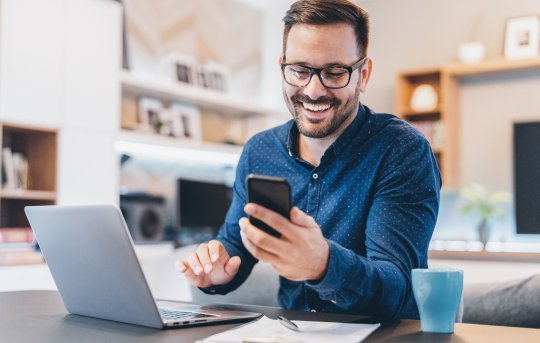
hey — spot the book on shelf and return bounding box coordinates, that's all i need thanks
[1,148,29,191]
[410,120,444,149]
[0,249,44,266]
[0,227,35,244]
[0,228,37,254]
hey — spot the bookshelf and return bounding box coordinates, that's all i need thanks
[396,57,540,189]
[396,68,444,182]
[0,122,57,265]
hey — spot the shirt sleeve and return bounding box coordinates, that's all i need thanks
[198,141,258,295]
[306,131,441,320]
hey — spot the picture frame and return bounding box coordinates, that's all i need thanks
[167,53,198,85]
[196,61,231,92]
[504,15,540,59]
[168,103,202,141]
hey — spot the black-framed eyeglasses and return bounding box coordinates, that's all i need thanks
[281,56,367,89]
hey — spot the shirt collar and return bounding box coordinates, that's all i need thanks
[286,104,368,160]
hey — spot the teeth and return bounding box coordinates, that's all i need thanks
[302,102,331,112]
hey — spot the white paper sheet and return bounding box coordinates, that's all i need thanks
[198,316,381,343]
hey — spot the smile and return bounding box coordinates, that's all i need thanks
[302,102,332,112]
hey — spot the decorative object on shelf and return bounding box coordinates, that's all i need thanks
[166,53,231,93]
[168,103,202,141]
[137,97,164,134]
[196,61,230,92]
[458,42,486,64]
[458,12,486,65]
[459,183,511,250]
[504,16,540,60]
[409,84,438,112]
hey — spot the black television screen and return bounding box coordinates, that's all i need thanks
[177,179,233,231]
[514,121,540,234]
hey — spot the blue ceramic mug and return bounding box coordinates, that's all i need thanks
[412,268,463,333]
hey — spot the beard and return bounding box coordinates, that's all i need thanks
[283,83,361,139]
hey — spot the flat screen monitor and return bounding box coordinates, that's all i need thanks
[514,121,540,234]
[177,178,233,231]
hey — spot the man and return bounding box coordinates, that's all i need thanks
[177,0,440,320]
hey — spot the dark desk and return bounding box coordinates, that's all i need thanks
[1,290,539,342]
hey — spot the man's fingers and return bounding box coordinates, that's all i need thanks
[196,243,213,274]
[290,206,317,228]
[175,259,188,273]
[225,256,241,276]
[187,253,204,276]
[176,259,208,287]
[244,203,290,236]
[240,228,280,264]
[239,217,284,256]
[208,240,227,263]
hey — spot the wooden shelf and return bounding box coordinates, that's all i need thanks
[0,122,58,229]
[396,57,540,189]
[0,190,56,201]
[444,57,540,76]
[398,105,442,117]
[121,70,281,118]
[429,249,540,262]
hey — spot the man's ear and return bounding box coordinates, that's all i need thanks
[359,57,373,93]
[278,54,284,65]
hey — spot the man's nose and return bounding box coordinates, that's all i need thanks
[303,73,328,100]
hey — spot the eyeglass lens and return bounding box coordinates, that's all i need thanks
[283,65,351,88]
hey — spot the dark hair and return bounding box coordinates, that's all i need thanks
[282,0,370,59]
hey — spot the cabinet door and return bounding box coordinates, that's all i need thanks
[57,130,118,205]
[63,0,122,133]
[0,0,63,126]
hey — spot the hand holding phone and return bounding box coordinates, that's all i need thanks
[246,174,291,238]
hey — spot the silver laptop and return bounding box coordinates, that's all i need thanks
[25,204,261,329]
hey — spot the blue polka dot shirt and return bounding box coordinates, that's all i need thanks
[207,104,441,320]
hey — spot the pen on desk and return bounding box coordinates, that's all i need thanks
[277,315,300,332]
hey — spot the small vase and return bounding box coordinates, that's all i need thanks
[478,220,490,250]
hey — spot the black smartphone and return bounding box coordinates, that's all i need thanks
[246,174,292,238]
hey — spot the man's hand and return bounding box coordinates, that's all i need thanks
[240,204,330,282]
[176,240,241,288]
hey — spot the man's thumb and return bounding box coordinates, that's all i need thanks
[224,256,241,276]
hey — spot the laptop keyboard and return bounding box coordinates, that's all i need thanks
[159,309,214,321]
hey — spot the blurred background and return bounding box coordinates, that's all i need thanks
[1,0,540,289]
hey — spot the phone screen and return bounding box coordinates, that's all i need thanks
[246,174,291,238]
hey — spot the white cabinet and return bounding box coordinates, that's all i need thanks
[0,0,122,205]
[0,0,64,127]
[63,0,122,134]
[58,130,118,204]
[58,0,122,204]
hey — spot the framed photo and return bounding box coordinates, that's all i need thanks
[167,53,198,85]
[504,16,540,59]
[137,97,163,133]
[196,61,231,92]
[168,103,202,141]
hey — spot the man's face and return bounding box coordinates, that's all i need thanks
[281,23,370,139]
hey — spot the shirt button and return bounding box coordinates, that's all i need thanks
[312,173,318,180]
[310,309,317,312]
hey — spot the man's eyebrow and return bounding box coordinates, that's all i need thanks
[285,61,350,67]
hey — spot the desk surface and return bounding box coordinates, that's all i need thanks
[1,290,539,342]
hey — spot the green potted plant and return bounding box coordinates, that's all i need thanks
[459,183,511,250]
